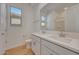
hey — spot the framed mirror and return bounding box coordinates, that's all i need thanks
[10,7,22,26]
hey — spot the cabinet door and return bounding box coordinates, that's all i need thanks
[31,35,40,55]
[41,45,49,55]
[41,45,57,55]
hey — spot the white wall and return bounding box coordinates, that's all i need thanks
[6,4,35,49]
[47,11,57,30]
[0,3,7,54]
[32,4,40,32]
[65,4,79,32]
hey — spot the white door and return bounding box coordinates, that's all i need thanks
[0,3,7,54]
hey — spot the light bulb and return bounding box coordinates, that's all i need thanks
[41,22,45,26]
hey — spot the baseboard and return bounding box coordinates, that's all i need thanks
[6,42,25,50]
[6,44,25,51]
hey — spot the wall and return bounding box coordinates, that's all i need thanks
[47,11,57,30]
[0,4,7,54]
[64,4,79,32]
[32,4,40,32]
[6,3,35,49]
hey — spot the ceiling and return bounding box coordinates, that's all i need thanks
[40,3,78,16]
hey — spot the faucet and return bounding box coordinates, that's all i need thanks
[59,31,65,37]
[41,30,46,34]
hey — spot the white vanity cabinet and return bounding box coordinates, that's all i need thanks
[31,35,41,55]
[41,39,78,55]
[31,34,78,55]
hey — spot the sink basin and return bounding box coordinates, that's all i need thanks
[49,35,72,43]
[58,38,72,43]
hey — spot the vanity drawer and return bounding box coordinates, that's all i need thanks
[41,39,78,55]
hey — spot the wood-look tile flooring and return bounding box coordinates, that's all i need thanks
[5,45,33,55]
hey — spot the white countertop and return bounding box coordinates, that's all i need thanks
[32,32,79,54]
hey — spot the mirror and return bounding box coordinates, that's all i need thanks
[40,3,79,32]
[10,7,22,26]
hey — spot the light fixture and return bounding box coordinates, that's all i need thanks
[41,22,45,26]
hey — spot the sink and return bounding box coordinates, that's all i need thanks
[58,38,72,43]
[38,32,72,43]
[49,35,72,43]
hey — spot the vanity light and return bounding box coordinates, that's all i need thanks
[41,22,45,26]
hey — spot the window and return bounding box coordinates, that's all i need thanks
[10,7,22,25]
[41,16,47,21]
[41,16,47,27]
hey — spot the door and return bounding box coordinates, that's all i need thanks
[0,4,7,54]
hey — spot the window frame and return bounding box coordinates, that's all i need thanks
[10,6,22,26]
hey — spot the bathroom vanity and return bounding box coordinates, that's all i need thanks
[31,32,79,55]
